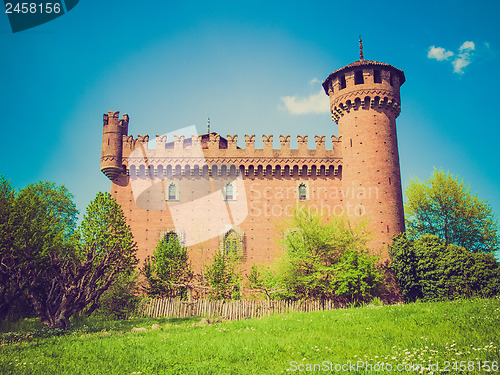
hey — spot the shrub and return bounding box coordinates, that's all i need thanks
[92,271,141,320]
[390,234,500,302]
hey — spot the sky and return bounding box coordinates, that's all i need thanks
[0,0,499,256]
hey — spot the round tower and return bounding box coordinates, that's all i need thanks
[100,110,129,181]
[322,42,405,256]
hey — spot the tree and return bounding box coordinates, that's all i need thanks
[205,248,241,300]
[44,191,138,327]
[0,180,138,329]
[246,265,285,300]
[0,176,20,319]
[278,207,383,302]
[405,169,499,253]
[333,248,384,304]
[141,232,193,299]
[390,234,500,302]
[0,180,78,325]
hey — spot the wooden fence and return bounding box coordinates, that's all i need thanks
[141,299,346,320]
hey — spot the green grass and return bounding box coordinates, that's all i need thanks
[1,298,499,374]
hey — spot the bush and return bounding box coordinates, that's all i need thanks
[390,234,500,302]
[333,248,384,304]
[91,271,141,320]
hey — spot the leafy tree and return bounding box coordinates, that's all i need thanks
[52,191,139,325]
[0,176,21,319]
[405,169,499,253]
[390,234,500,302]
[333,248,384,304]
[278,207,383,302]
[0,180,138,329]
[141,233,193,299]
[0,180,78,326]
[205,248,241,300]
[246,264,284,300]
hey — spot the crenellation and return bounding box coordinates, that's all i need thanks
[262,135,273,150]
[297,135,308,153]
[245,134,255,150]
[227,134,238,149]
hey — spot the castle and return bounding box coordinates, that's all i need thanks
[100,48,405,273]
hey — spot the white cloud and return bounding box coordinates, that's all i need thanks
[452,55,471,74]
[459,41,475,51]
[453,41,475,74]
[427,46,454,61]
[428,41,477,74]
[280,88,330,115]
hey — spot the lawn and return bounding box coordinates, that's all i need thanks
[0,298,499,374]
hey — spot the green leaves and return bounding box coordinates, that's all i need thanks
[389,234,500,302]
[142,233,193,299]
[0,177,139,328]
[277,207,382,302]
[405,169,499,253]
[205,248,241,301]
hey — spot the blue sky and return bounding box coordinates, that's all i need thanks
[1,0,499,254]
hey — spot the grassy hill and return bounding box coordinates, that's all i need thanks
[1,298,499,374]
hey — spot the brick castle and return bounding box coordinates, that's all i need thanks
[100,48,405,273]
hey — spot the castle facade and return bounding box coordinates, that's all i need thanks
[100,54,405,272]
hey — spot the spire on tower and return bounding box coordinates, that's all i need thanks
[359,36,364,60]
[207,118,210,134]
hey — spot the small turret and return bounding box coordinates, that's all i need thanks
[100,111,129,181]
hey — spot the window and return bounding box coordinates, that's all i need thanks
[225,183,234,200]
[168,183,177,200]
[224,230,239,254]
[354,70,364,85]
[374,69,381,83]
[339,75,346,90]
[299,184,307,200]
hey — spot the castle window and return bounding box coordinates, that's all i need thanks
[339,75,346,90]
[354,70,364,85]
[225,183,234,200]
[168,183,178,201]
[390,72,394,86]
[374,69,381,83]
[224,230,239,254]
[299,184,307,201]
[220,228,245,256]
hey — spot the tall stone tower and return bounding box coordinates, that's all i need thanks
[322,41,405,256]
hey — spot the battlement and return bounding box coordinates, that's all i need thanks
[322,59,405,124]
[120,133,343,179]
[123,133,342,154]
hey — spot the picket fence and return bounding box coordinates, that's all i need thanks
[141,299,346,320]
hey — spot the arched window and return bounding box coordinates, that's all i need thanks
[225,183,234,200]
[224,230,239,254]
[168,183,177,200]
[299,184,307,200]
